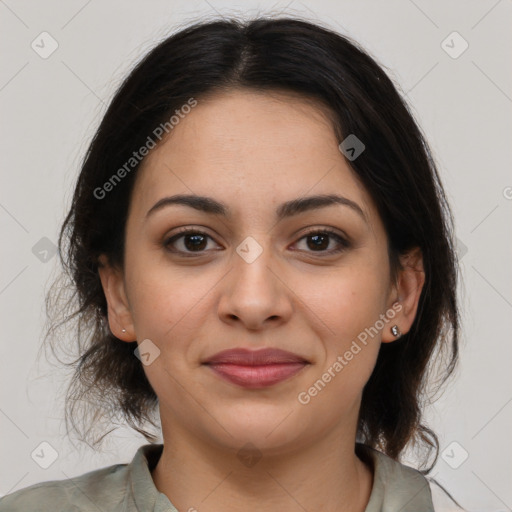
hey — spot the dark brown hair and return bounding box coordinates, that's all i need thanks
[46,16,460,471]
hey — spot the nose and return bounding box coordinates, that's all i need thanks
[217,239,293,331]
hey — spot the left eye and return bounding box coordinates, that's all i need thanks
[163,228,349,256]
[294,229,350,254]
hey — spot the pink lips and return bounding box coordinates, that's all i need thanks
[203,348,309,389]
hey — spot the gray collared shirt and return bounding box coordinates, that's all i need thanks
[0,443,443,511]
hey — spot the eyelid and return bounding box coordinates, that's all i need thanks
[297,226,351,244]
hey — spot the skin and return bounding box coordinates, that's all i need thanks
[99,89,425,512]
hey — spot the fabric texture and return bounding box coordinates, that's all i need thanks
[0,442,461,511]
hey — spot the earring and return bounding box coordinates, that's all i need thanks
[122,328,126,333]
[391,325,402,338]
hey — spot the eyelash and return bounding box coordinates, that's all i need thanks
[163,227,350,257]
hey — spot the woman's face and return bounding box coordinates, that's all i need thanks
[101,89,421,454]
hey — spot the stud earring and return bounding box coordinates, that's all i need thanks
[122,328,126,333]
[391,325,402,338]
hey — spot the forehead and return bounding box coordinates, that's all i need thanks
[130,89,376,224]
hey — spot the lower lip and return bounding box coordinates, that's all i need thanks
[205,363,307,389]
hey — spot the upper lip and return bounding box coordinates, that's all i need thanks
[203,348,309,365]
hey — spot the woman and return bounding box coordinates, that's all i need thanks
[0,16,464,511]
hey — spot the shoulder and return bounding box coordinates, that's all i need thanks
[427,477,466,511]
[357,443,464,512]
[0,461,130,511]
[370,446,433,494]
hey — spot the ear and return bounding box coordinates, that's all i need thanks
[97,255,136,342]
[382,246,425,343]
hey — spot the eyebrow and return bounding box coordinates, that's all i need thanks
[146,193,367,223]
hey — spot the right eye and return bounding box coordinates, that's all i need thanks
[163,228,222,256]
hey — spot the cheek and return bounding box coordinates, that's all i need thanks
[127,268,210,338]
[301,260,389,339]
[124,265,213,400]
[124,250,225,367]
[294,259,389,391]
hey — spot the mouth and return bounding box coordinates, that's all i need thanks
[202,348,310,389]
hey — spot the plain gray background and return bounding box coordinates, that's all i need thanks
[1,1,511,510]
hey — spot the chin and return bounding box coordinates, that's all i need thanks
[205,408,304,454]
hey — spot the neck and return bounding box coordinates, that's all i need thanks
[151,415,373,512]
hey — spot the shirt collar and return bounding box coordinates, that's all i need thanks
[356,443,435,511]
[128,443,176,512]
